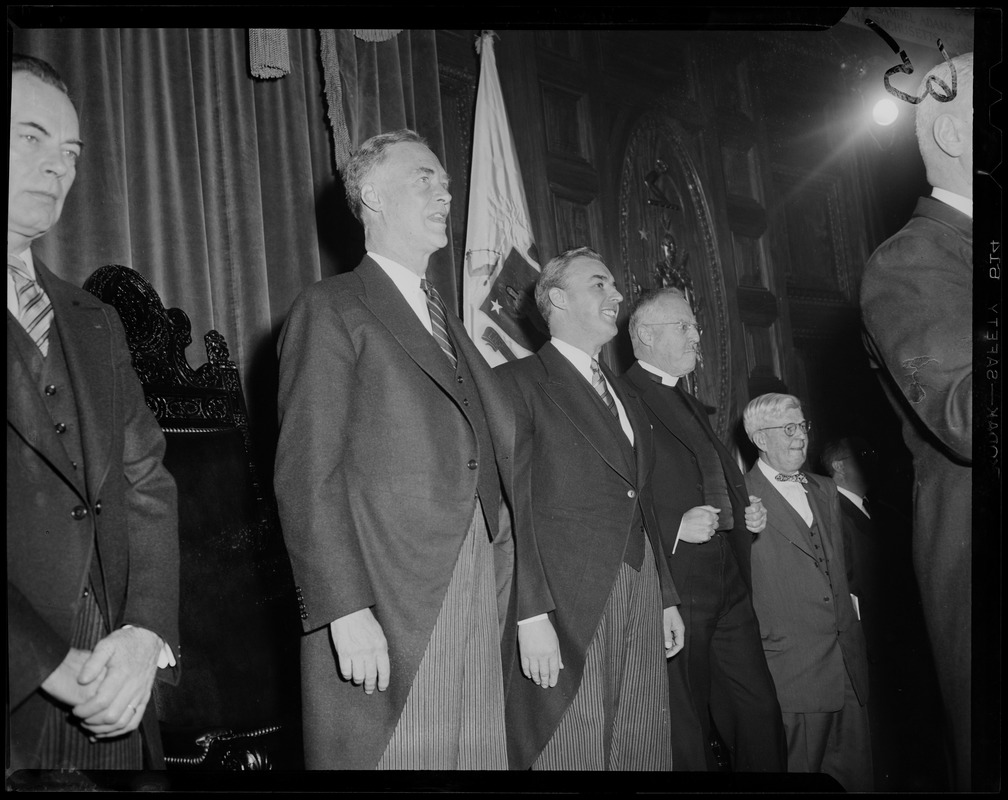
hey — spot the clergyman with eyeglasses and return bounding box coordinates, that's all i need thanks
[619,287,786,773]
[741,393,872,791]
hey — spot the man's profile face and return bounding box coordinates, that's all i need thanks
[644,295,700,378]
[8,71,81,246]
[552,255,623,351]
[369,140,451,269]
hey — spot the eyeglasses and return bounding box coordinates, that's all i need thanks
[758,421,812,437]
[643,321,702,336]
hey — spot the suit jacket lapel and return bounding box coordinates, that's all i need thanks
[38,261,114,501]
[750,465,817,561]
[357,257,458,391]
[7,314,85,494]
[538,343,634,483]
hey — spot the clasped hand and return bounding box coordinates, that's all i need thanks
[744,495,767,533]
[42,626,163,738]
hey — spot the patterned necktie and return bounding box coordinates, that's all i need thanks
[420,278,457,369]
[775,472,808,484]
[8,254,53,357]
[590,359,619,419]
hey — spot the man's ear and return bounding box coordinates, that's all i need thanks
[635,323,653,348]
[360,183,382,214]
[830,459,846,480]
[548,286,566,313]
[751,431,766,453]
[933,113,967,158]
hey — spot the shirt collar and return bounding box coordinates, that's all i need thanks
[550,337,598,383]
[638,360,680,387]
[9,247,37,280]
[369,250,425,294]
[931,187,972,219]
[757,456,804,489]
[836,485,868,515]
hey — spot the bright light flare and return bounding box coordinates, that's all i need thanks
[872,98,899,127]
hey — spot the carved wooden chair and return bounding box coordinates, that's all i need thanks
[84,265,302,770]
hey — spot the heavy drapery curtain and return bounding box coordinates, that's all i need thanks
[10,27,452,470]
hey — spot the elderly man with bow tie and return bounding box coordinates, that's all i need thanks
[742,393,872,791]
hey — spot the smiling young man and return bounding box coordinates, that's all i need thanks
[275,129,518,769]
[494,247,685,770]
[742,394,871,791]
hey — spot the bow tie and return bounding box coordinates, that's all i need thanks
[775,472,808,484]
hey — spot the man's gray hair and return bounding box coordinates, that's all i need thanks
[743,393,803,440]
[344,129,428,223]
[628,287,688,347]
[534,246,605,326]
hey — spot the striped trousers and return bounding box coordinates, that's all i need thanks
[534,535,673,770]
[377,504,507,769]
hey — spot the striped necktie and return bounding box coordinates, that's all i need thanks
[8,254,53,357]
[420,278,457,369]
[590,358,619,419]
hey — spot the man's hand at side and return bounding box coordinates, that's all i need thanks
[329,607,390,695]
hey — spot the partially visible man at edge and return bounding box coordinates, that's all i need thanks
[8,53,180,771]
[859,51,973,791]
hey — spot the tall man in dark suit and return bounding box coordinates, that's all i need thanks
[495,247,686,770]
[860,52,973,791]
[742,394,871,791]
[620,287,785,773]
[274,129,516,769]
[8,54,180,771]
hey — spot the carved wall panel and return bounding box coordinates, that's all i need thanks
[541,82,591,163]
[773,165,853,300]
[618,110,731,438]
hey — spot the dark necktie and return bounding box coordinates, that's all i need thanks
[861,495,871,517]
[8,254,53,357]
[420,278,457,369]
[775,472,808,484]
[590,358,619,419]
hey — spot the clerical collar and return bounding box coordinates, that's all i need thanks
[638,360,680,387]
[931,187,972,219]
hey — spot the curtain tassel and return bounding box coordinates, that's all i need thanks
[249,29,291,79]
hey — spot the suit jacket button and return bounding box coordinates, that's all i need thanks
[55,422,67,434]
[44,384,57,396]
[467,459,478,470]
[95,500,102,515]
[463,398,470,406]
[457,376,464,384]
[71,506,88,520]
[627,489,637,498]
[82,586,90,597]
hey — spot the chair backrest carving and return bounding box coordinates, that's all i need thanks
[83,264,301,769]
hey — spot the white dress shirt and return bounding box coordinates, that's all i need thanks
[757,456,813,527]
[931,187,972,219]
